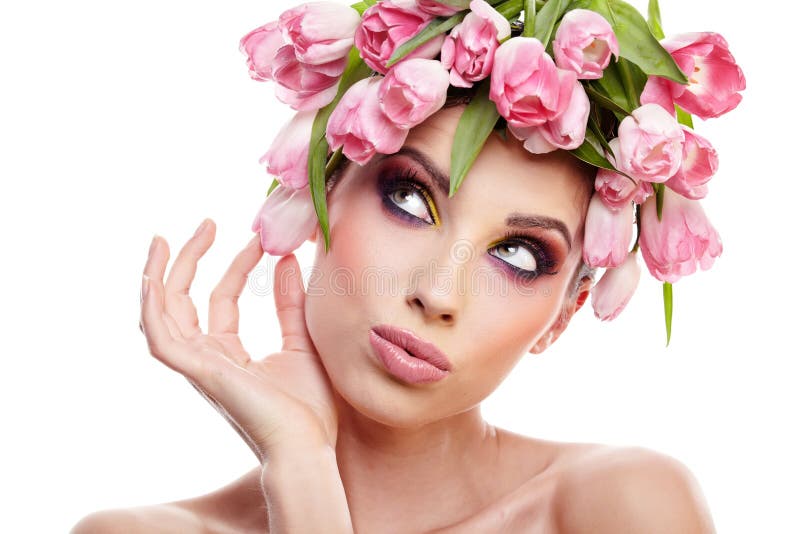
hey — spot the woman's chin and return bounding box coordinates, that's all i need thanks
[327,361,456,430]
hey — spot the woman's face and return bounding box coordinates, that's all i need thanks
[305,105,592,428]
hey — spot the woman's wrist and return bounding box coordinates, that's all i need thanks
[261,441,353,534]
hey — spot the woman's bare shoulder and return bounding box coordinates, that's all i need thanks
[70,467,268,534]
[548,443,716,533]
[70,504,204,534]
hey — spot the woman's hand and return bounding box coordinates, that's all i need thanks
[139,218,339,463]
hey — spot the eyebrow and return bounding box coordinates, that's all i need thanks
[506,213,573,252]
[379,146,573,251]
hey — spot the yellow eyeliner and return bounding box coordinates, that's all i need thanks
[419,188,441,226]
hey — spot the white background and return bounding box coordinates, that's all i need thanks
[2,0,797,532]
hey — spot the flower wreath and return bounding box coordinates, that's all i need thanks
[239,0,746,344]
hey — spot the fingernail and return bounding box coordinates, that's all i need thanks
[148,235,159,258]
[141,275,150,301]
[194,219,208,237]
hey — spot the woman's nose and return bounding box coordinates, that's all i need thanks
[404,239,473,325]
[406,292,456,325]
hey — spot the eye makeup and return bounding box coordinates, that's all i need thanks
[377,166,441,227]
[375,161,562,282]
[487,231,560,282]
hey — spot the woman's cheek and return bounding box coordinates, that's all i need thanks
[470,278,561,359]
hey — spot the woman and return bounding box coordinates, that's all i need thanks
[73,0,741,531]
[72,104,715,533]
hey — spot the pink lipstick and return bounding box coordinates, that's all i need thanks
[369,324,452,384]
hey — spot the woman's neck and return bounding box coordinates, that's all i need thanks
[331,389,502,530]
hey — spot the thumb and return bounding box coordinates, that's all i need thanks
[273,253,315,354]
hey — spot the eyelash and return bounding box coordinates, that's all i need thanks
[495,231,559,281]
[379,169,559,281]
[379,168,437,227]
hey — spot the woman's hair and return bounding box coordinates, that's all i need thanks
[325,83,597,311]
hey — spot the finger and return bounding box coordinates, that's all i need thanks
[274,253,315,353]
[141,236,204,378]
[208,233,263,336]
[139,305,183,340]
[140,236,184,340]
[163,218,216,339]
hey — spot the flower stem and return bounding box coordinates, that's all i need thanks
[523,0,536,37]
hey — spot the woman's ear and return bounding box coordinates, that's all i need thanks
[529,276,593,355]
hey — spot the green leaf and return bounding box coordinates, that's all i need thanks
[574,121,637,182]
[523,0,536,37]
[567,0,687,84]
[569,128,618,171]
[567,0,615,26]
[386,12,467,68]
[435,0,471,8]
[654,182,664,221]
[267,178,280,196]
[647,0,665,40]
[450,80,500,197]
[623,57,648,93]
[675,105,694,129]
[663,281,673,347]
[350,0,377,15]
[594,63,633,114]
[494,0,524,20]
[608,0,686,83]
[533,0,568,45]
[307,48,372,252]
[617,57,647,109]
[585,81,631,116]
[587,110,614,157]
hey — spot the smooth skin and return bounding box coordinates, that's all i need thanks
[72,106,716,533]
[73,228,714,534]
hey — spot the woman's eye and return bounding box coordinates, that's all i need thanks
[490,242,538,274]
[388,185,435,225]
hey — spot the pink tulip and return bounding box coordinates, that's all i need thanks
[553,9,619,80]
[379,58,450,129]
[489,37,576,129]
[326,76,408,165]
[639,76,674,115]
[271,44,346,111]
[440,0,510,88]
[508,80,589,153]
[582,193,634,268]
[590,252,641,321]
[594,140,637,209]
[416,0,467,16]
[665,126,718,200]
[239,21,285,82]
[617,103,685,184]
[251,184,318,256]
[632,179,654,205]
[258,111,315,190]
[355,0,445,75]
[640,32,746,120]
[278,2,361,65]
[639,187,722,283]
[595,167,636,210]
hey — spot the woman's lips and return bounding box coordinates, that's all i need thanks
[368,324,452,385]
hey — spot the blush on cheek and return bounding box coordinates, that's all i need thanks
[480,284,562,350]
